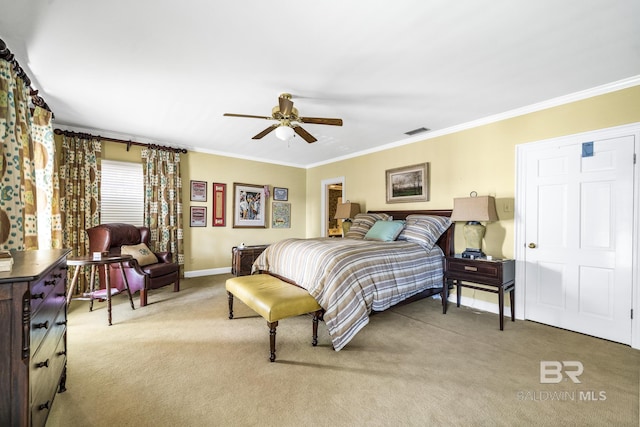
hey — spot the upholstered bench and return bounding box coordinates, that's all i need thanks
[225,274,323,362]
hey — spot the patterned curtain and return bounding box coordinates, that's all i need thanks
[141,147,184,270]
[59,134,101,293]
[0,59,38,250]
[31,106,62,249]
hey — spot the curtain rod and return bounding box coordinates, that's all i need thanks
[53,129,188,153]
[0,38,54,116]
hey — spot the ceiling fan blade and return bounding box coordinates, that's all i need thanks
[279,96,294,117]
[252,125,278,139]
[224,113,273,120]
[299,117,343,126]
[293,126,317,143]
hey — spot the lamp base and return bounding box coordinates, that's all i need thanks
[341,219,353,237]
[461,249,485,259]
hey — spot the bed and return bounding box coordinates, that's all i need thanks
[252,209,454,351]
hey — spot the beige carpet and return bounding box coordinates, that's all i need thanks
[46,274,639,426]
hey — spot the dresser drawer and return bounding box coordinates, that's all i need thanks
[31,279,66,353]
[30,266,66,313]
[30,332,66,427]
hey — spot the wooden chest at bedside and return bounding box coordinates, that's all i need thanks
[231,245,269,276]
[0,249,71,427]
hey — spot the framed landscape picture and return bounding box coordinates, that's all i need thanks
[232,183,267,228]
[385,162,429,203]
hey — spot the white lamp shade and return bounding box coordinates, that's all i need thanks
[275,125,295,141]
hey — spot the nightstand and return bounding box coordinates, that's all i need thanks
[444,256,515,330]
[231,245,269,276]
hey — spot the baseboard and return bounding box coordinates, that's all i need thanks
[184,267,231,278]
[448,294,517,318]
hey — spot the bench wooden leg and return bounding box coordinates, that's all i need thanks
[312,310,322,347]
[268,321,278,362]
[227,291,234,319]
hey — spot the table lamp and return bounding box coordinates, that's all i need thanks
[334,201,361,237]
[450,192,498,259]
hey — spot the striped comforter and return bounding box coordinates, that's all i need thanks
[252,238,444,351]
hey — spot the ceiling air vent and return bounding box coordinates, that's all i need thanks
[404,127,430,136]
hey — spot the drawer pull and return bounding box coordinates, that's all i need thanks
[56,292,66,298]
[34,320,49,330]
[31,292,45,300]
[35,359,49,369]
[44,279,56,286]
[57,350,67,357]
[464,266,478,272]
[38,401,50,410]
[56,320,67,326]
[52,273,63,278]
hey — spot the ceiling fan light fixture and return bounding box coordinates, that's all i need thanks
[275,125,295,141]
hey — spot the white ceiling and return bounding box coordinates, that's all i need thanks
[1,1,639,168]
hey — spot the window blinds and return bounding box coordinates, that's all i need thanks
[100,160,144,226]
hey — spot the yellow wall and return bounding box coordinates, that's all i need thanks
[57,85,640,278]
[84,142,307,273]
[307,86,640,259]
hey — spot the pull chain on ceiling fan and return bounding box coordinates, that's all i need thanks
[223,93,343,143]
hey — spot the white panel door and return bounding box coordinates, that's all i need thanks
[524,134,635,344]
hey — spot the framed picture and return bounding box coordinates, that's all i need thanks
[385,162,430,203]
[272,202,291,228]
[212,182,226,226]
[190,180,207,202]
[233,183,267,228]
[273,187,288,201]
[190,206,207,227]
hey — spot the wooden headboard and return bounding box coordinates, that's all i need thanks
[368,209,454,257]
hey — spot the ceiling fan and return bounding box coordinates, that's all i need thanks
[223,93,343,143]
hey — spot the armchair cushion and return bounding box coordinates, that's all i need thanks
[121,243,158,266]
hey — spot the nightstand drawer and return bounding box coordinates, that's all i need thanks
[445,258,515,285]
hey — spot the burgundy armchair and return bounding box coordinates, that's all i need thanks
[86,223,180,307]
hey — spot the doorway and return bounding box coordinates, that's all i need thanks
[320,177,345,237]
[515,123,639,349]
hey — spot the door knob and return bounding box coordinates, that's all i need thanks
[528,243,537,248]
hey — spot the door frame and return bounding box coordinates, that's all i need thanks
[320,176,345,237]
[515,122,640,350]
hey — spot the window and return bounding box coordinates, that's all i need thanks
[100,160,144,226]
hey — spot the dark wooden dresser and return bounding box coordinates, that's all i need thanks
[0,249,71,427]
[231,245,269,276]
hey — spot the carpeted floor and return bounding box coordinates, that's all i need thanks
[46,274,639,426]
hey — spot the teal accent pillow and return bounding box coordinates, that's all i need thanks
[364,220,405,241]
[345,213,391,239]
